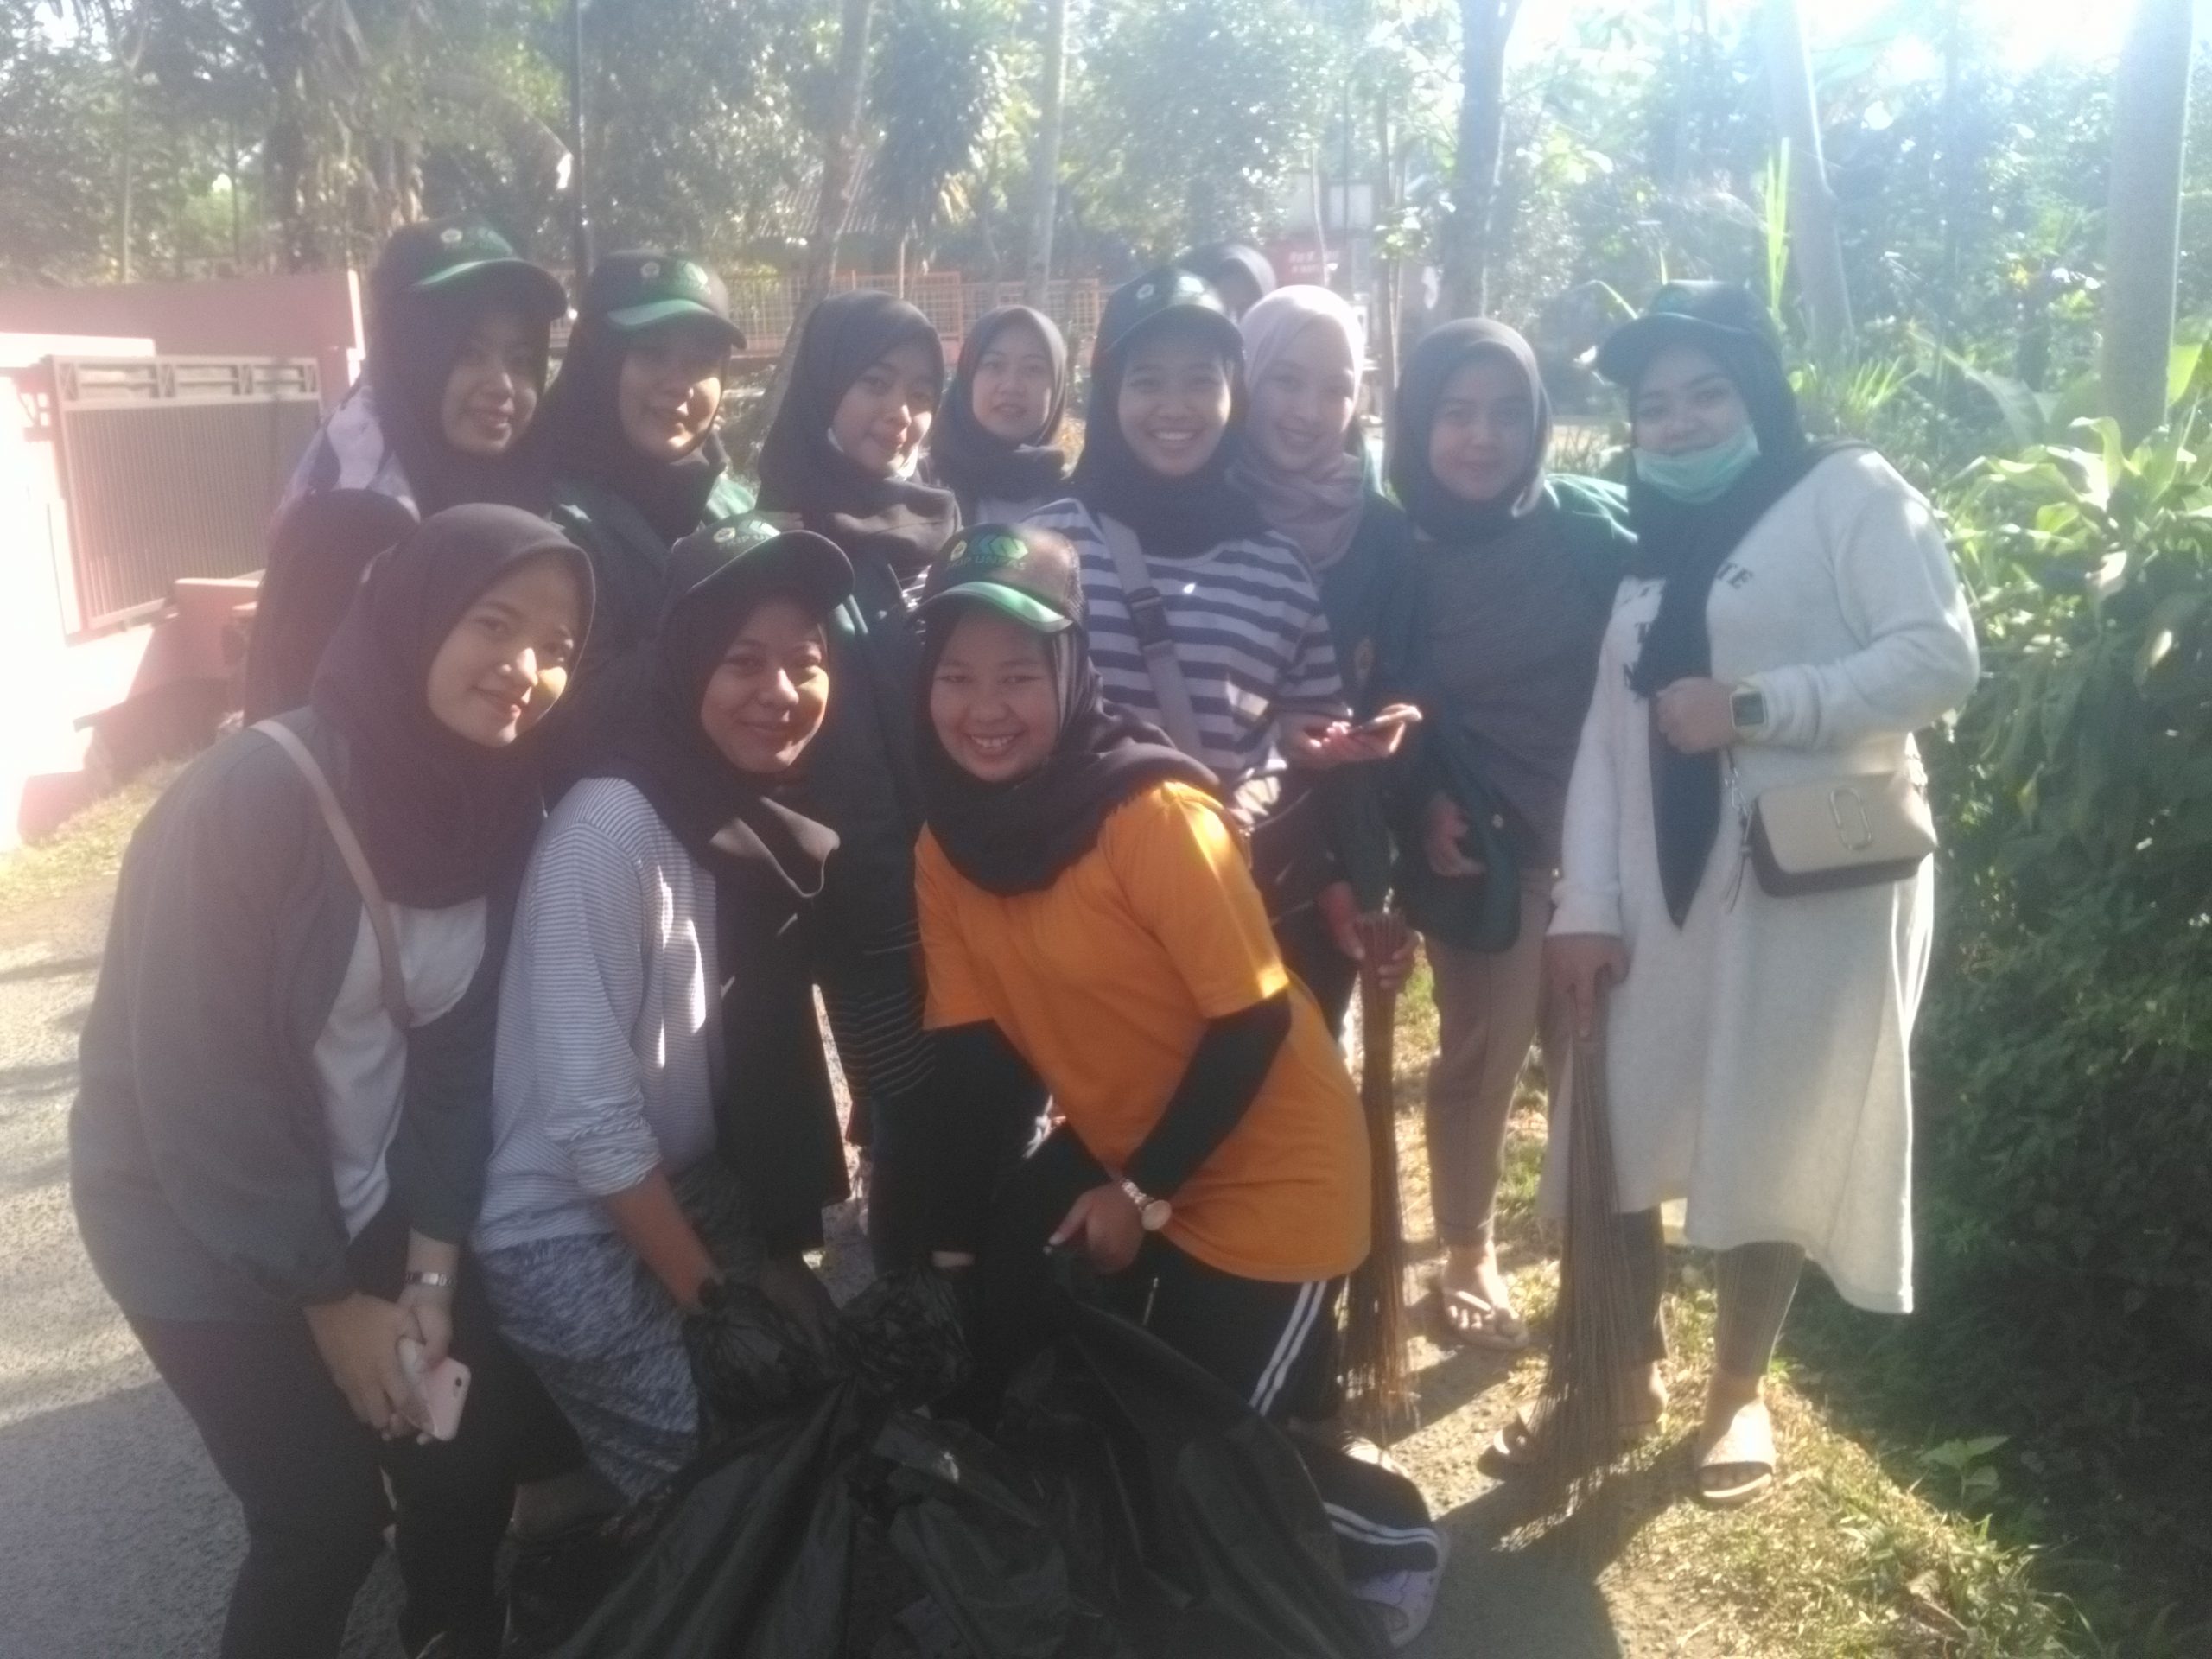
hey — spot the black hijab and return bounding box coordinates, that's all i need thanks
[1617,321,1841,925]
[308,504,594,908]
[536,313,734,546]
[1067,312,1270,560]
[924,306,1071,514]
[569,547,842,885]
[364,257,556,517]
[916,604,1214,896]
[1391,320,1554,544]
[756,291,957,582]
[244,489,419,723]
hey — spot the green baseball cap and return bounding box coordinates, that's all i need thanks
[378,216,567,319]
[918,524,1083,634]
[582,251,745,346]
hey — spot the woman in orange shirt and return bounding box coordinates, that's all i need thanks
[912,524,1445,1645]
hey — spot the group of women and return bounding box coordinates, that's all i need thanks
[68,212,1978,1659]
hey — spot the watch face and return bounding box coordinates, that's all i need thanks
[1732,689,1767,730]
[1140,1198,1172,1232]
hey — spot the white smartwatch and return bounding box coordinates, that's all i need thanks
[1729,683,1770,741]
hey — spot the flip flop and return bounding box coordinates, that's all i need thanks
[1427,1283,1531,1352]
[1478,1399,1664,1479]
[1695,1398,1777,1509]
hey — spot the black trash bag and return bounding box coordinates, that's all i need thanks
[683,1278,838,1436]
[861,1412,1131,1659]
[838,1266,974,1409]
[546,1385,870,1659]
[536,1266,988,1659]
[995,1285,1389,1659]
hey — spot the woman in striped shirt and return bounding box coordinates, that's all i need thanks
[1026,267,1402,996]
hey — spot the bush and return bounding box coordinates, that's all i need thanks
[1917,411,2212,1343]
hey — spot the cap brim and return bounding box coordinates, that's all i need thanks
[918,581,1075,633]
[605,300,746,348]
[1103,301,1242,362]
[412,258,568,318]
[1595,311,1757,387]
[692,527,853,616]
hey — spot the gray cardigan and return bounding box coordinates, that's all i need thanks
[69,712,511,1324]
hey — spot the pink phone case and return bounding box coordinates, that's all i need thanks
[399,1338,472,1440]
[416,1356,471,1440]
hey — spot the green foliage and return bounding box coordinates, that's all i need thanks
[865,0,1014,251]
[1064,0,1335,257]
[1916,410,2212,1345]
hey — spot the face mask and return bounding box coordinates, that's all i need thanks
[1633,423,1761,505]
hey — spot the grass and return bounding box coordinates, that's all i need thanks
[1383,959,2142,1656]
[0,762,180,915]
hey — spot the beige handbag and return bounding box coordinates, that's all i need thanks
[1735,760,1936,897]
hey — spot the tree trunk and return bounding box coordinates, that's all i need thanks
[1022,0,1068,309]
[244,0,327,270]
[1440,0,1518,319]
[734,0,876,464]
[1759,0,1853,361]
[2101,0,2196,446]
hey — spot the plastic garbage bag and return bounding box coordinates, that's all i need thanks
[997,1286,1390,1659]
[528,1262,1393,1659]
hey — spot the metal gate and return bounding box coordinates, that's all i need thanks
[51,355,322,637]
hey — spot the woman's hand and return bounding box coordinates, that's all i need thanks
[1048,1183,1146,1275]
[1546,933,1629,1039]
[1279,710,1348,770]
[303,1294,417,1435]
[398,1230,460,1370]
[1282,705,1423,770]
[397,1287,454,1373]
[1424,794,1484,879]
[1318,884,1418,993]
[1654,677,1737,754]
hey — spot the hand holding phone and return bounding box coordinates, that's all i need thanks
[397,1336,472,1442]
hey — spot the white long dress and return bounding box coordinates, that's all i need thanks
[1544,448,1980,1313]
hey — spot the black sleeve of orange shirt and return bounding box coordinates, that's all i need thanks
[1122,990,1292,1201]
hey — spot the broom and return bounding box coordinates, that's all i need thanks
[1522,983,1648,1532]
[1341,909,1414,1436]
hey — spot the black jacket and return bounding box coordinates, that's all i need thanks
[69,713,513,1323]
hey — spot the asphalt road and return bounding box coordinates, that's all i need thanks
[0,884,402,1658]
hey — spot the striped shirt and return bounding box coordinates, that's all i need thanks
[475,779,721,1254]
[1025,499,1346,783]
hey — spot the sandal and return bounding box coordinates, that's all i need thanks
[1427,1283,1531,1352]
[1694,1398,1777,1509]
[1478,1397,1663,1479]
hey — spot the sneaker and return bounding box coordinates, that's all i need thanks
[1350,1528,1451,1650]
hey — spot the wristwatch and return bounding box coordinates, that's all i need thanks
[1117,1178,1173,1232]
[404,1269,458,1292]
[1729,683,1770,741]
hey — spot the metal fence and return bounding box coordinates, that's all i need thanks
[722,273,1104,362]
[51,355,321,637]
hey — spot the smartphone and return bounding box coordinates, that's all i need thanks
[397,1338,472,1441]
[1351,707,1422,737]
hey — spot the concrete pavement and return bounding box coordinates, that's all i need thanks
[0,884,399,1657]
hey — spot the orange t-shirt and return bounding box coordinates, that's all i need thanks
[917,779,1370,1284]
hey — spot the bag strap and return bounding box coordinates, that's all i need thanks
[251,719,413,1030]
[1098,514,1207,759]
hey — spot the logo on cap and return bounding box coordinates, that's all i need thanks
[640,260,662,281]
[440,226,463,246]
[955,530,1028,572]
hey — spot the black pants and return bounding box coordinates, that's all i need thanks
[130,1210,559,1659]
[976,1130,1439,1575]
